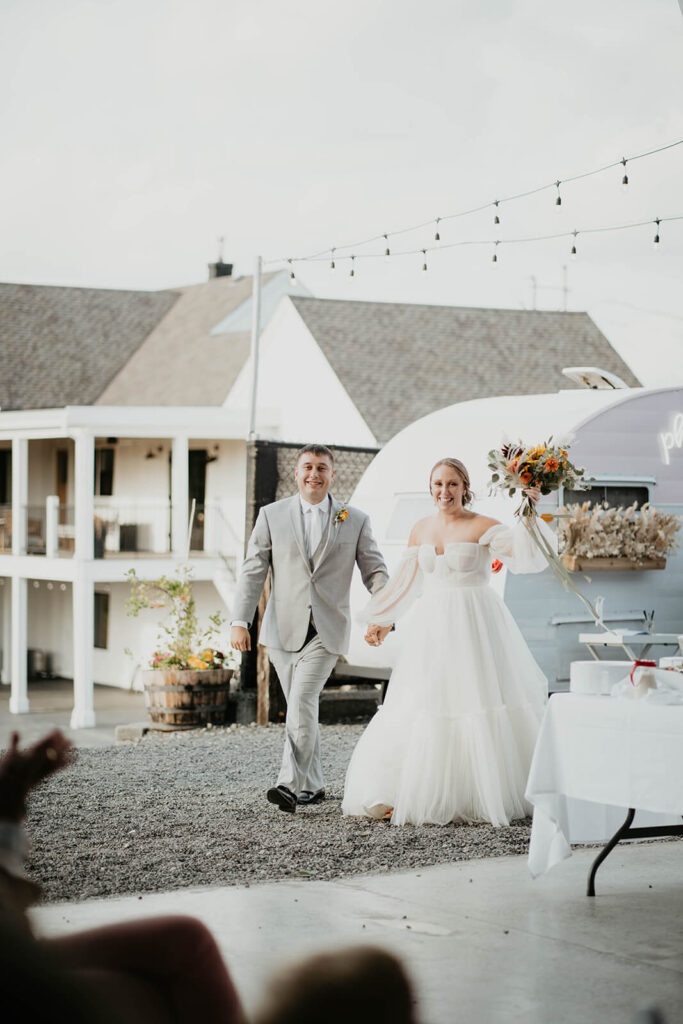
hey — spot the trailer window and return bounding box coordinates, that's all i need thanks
[563,484,650,508]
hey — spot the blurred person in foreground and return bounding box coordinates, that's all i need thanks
[252,945,419,1024]
[0,729,245,1023]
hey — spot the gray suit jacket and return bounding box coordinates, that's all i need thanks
[231,494,389,655]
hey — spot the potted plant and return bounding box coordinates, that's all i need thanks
[557,501,681,571]
[125,566,237,727]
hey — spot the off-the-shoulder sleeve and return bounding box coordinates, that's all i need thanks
[357,547,423,625]
[478,519,555,574]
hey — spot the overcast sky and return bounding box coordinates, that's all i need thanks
[2,0,683,385]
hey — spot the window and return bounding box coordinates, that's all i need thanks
[94,592,109,649]
[563,484,650,509]
[94,448,114,497]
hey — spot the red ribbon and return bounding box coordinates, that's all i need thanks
[630,659,656,685]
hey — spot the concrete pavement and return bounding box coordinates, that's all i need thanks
[31,841,683,1024]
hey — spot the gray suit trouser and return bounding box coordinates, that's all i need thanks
[268,635,338,794]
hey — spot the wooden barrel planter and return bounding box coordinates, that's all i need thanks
[142,667,233,728]
[560,554,666,572]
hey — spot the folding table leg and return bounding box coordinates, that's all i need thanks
[586,807,636,897]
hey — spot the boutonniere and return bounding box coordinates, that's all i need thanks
[334,507,349,526]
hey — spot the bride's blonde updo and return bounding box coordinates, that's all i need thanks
[429,458,474,507]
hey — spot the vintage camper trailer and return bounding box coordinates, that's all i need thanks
[347,380,683,690]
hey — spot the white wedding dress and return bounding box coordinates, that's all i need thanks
[342,522,551,827]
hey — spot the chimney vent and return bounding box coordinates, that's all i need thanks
[208,260,233,279]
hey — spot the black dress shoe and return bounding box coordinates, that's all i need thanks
[267,785,297,813]
[297,789,326,805]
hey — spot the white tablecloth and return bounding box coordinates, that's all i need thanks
[525,693,683,877]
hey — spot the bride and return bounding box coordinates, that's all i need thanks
[341,457,552,827]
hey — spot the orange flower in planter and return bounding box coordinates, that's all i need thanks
[187,655,209,670]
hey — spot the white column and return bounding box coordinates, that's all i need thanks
[1,581,11,684]
[171,435,189,556]
[74,430,94,560]
[11,438,28,555]
[71,570,95,728]
[45,495,59,558]
[9,575,28,713]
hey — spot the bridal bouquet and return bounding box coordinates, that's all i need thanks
[488,438,586,517]
[487,438,604,628]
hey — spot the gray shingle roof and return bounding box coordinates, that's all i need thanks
[0,283,179,410]
[290,297,641,443]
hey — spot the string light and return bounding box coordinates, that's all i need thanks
[653,218,661,248]
[491,241,500,265]
[570,230,578,260]
[288,258,295,282]
[422,249,428,271]
[266,138,683,267]
[330,247,336,270]
[350,255,355,278]
[621,157,629,190]
[434,219,441,243]
[383,234,391,262]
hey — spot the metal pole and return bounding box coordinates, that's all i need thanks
[248,255,263,441]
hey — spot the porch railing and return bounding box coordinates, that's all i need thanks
[4,499,241,561]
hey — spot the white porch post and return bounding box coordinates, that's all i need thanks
[171,435,189,555]
[45,495,59,558]
[9,575,28,713]
[71,569,95,728]
[11,437,28,555]
[71,430,95,726]
[74,430,94,560]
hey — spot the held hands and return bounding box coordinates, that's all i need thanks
[230,626,251,652]
[365,624,393,647]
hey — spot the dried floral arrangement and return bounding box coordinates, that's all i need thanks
[557,502,681,563]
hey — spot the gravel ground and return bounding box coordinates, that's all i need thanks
[26,724,532,903]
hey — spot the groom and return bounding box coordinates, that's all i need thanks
[230,444,390,813]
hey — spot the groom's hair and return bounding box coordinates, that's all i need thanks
[295,443,335,466]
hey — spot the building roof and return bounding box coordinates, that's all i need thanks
[0,282,179,410]
[96,273,276,406]
[289,297,641,443]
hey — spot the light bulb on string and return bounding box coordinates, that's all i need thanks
[555,181,562,211]
[653,219,661,249]
[493,200,500,226]
[491,241,500,266]
[350,255,356,278]
[570,230,578,260]
[330,247,336,271]
[288,259,295,283]
[434,219,441,244]
[383,235,391,262]
[621,157,629,191]
[422,250,428,272]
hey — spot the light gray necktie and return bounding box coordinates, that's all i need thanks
[306,505,323,558]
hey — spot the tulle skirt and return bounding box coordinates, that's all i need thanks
[341,582,547,826]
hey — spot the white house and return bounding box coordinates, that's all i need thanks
[0,263,643,727]
[0,404,260,728]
